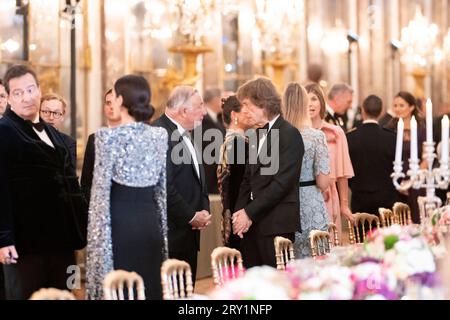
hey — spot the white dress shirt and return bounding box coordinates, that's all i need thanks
[29,114,54,148]
[166,114,200,178]
[258,114,280,155]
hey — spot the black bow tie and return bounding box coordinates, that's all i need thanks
[26,120,46,132]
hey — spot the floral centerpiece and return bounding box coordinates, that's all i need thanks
[361,225,440,298]
[209,266,292,300]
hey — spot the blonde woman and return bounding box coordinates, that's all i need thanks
[305,83,355,242]
[282,83,330,258]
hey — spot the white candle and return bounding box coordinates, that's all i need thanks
[442,115,449,164]
[395,118,404,163]
[411,116,418,162]
[426,99,433,143]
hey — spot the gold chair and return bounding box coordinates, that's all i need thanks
[161,259,193,300]
[309,230,332,258]
[393,202,412,226]
[274,236,295,270]
[29,288,76,300]
[348,213,380,244]
[328,223,340,246]
[211,247,244,287]
[379,208,397,227]
[102,269,145,300]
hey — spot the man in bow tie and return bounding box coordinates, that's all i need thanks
[0,65,87,300]
[325,83,354,132]
[232,78,304,269]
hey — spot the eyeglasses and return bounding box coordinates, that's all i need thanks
[40,110,64,119]
[10,85,38,101]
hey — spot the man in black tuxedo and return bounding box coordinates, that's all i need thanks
[39,93,77,172]
[232,78,304,269]
[80,89,121,204]
[0,65,87,300]
[153,86,211,282]
[198,88,226,194]
[325,83,354,132]
[0,79,7,118]
[0,79,6,300]
[347,95,400,216]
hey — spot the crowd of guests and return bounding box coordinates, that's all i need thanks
[0,63,448,300]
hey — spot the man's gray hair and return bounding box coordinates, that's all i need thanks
[203,87,221,103]
[328,83,353,100]
[166,86,198,110]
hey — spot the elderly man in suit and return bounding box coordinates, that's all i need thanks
[326,83,354,132]
[232,78,304,269]
[153,86,211,282]
[0,65,87,300]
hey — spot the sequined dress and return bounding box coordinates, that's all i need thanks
[86,123,168,300]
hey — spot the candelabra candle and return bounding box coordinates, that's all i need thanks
[395,118,404,163]
[426,99,433,143]
[392,100,450,225]
[410,116,418,162]
[441,115,449,164]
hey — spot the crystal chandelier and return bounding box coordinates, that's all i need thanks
[169,0,238,46]
[400,6,440,69]
[254,0,302,59]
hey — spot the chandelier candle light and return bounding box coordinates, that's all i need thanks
[392,99,450,224]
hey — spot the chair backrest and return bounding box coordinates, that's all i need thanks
[348,213,380,244]
[393,202,412,226]
[379,208,397,227]
[103,270,145,300]
[309,230,332,258]
[211,247,244,287]
[274,236,295,270]
[161,259,193,300]
[29,288,76,300]
[328,223,340,246]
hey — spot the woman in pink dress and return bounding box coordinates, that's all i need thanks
[305,83,355,239]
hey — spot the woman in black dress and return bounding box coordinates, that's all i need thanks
[385,91,425,223]
[86,75,168,299]
[217,96,254,249]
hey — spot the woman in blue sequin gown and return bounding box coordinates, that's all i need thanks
[86,75,168,300]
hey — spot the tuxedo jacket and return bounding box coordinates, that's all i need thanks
[325,111,347,132]
[60,131,77,173]
[235,116,304,236]
[152,114,210,253]
[347,123,400,211]
[80,133,95,204]
[198,113,226,194]
[0,109,88,254]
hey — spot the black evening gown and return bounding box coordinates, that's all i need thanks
[110,182,163,300]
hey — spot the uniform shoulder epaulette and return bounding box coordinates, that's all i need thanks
[346,127,357,134]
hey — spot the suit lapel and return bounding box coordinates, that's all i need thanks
[45,124,70,167]
[162,114,204,186]
[252,116,282,174]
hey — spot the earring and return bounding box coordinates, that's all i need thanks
[234,118,238,125]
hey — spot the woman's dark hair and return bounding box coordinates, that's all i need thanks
[385,91,424,131]
[221,95,241,126]
[395,91,423,120]
[114,75,154,122]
